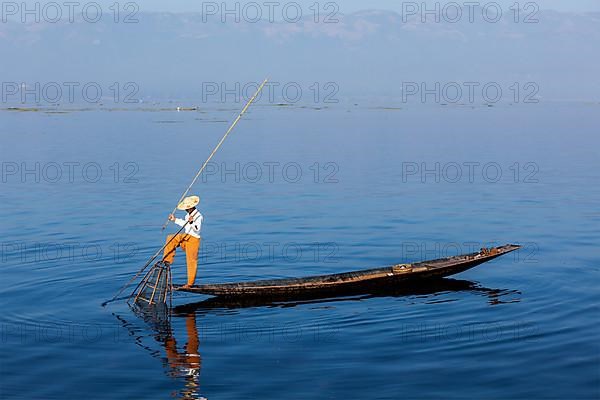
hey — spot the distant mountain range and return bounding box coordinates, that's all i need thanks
[1,8,599,102]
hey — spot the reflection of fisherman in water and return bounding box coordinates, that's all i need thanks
[162,312,202,399]
[115,306,205,399]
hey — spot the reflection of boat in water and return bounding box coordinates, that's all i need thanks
[114,277,520,398]
[172,277,521,314]
[174,245,520,299]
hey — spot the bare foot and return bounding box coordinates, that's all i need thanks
[181,284,193,289]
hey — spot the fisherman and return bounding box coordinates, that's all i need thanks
[163,195,203,289]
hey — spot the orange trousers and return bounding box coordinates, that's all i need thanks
[163,234,201,285]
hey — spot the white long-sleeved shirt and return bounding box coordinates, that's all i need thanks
[174,209,203,239]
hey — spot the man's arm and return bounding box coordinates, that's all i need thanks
[168,213,186,227]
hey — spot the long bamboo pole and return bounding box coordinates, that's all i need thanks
[161,78,269,230]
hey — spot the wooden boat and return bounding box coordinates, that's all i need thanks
[174,244,520,298]
[172,278,521,313]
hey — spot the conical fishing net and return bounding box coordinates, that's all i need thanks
[130,261,172,306]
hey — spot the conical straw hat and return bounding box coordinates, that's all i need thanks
[177,195,200,210]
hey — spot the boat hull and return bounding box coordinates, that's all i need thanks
[175,244,520,298]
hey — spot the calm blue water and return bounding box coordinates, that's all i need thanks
[1,102,599,399]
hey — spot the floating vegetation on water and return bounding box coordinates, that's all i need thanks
[369,106,403,111]
[1,103,344,114]
[5,107,42,112]
[2,106,208,113]
[297,105,329,110]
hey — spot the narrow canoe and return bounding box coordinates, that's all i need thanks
[174,244,520,298]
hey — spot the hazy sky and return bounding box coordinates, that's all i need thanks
[17,0,600,14]
[119,0,599,13]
